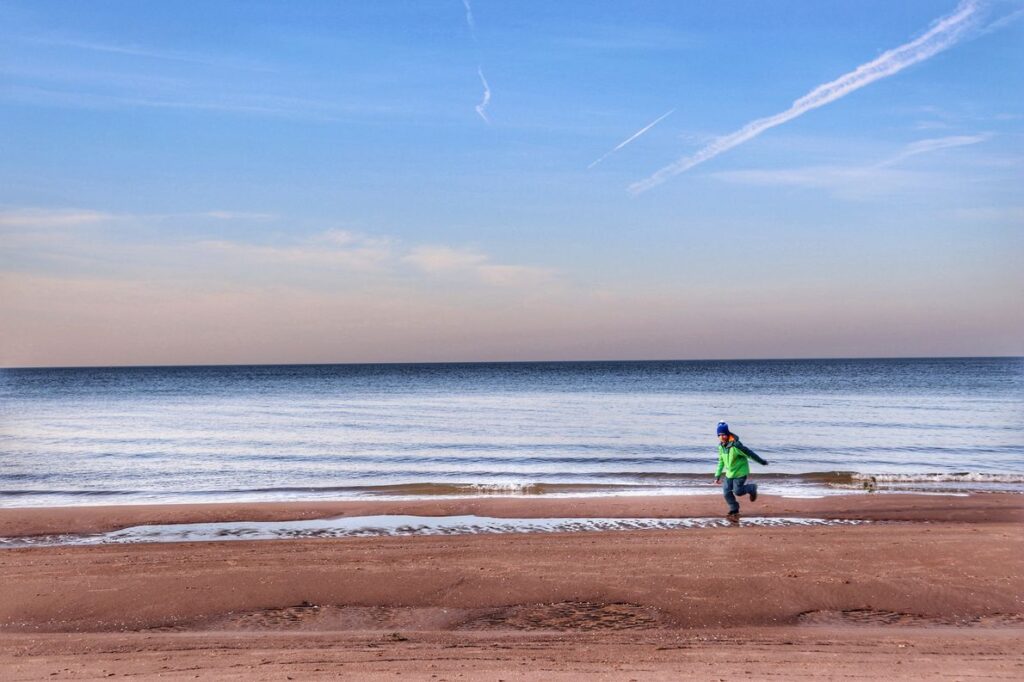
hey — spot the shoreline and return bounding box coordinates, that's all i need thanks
[5,472,1020,518]
[3,492,1022,679]
[5,470,1021,504]
[2,491,1021,539]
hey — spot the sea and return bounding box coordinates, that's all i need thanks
[1,357,1022,508]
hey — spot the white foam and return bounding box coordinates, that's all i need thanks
[0,515,870,548]
[852,472,1024,483]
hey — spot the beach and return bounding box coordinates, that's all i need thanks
[4,0,1022,676]
[2,492,1022,679]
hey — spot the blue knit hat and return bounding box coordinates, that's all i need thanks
[716,421,730,436]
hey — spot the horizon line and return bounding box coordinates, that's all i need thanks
[2,354,1020,371]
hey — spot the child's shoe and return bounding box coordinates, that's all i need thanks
[749,484,758,502]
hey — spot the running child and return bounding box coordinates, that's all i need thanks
[713,421,768,519]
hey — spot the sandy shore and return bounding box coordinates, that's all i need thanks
[2,493,1022,679]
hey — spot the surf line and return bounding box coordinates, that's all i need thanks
[0,515,874,548]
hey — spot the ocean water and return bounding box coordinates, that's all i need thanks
[0,358,1022,507]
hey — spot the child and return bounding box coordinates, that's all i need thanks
[713,421,768,519]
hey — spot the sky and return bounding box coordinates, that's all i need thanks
[1,0,1022,367]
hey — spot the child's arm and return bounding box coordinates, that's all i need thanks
[735,441,768,466]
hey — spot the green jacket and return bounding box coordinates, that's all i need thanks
[715,435,768,479]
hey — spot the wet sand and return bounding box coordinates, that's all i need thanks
[1,493,1022,679]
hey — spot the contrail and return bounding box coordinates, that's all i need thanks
[475,67,491,123]
[588,109,676,169]
[462,0,476,35]
[976,4,1024,36]
[876,133,990,167]
[629,0,983,194]
[463,2,488,122]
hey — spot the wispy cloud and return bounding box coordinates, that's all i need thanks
[875,133,991,166]
[462,0,476,37]
[629,0,988,194]
[711,166,922,198]
[0,208,115,228]
[3,37,395,121]
[199,231,393,272]
[1,207,279,229]
[202,211,277,221]
[403,245,486,273]
[711,134,991,197]
[976,3,1024,35]
[475,67,491,123]
[403,245,554,287]
[25,36,267,71]
[2,205,555,289]
[459,2,491,123]
[3,79,398,121]
[588,109,675,169]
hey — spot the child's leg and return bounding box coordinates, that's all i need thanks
[722,477,739,514]
[732,476,758,503]
[732,476,749,497]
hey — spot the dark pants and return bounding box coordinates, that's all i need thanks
[722,476,755,514]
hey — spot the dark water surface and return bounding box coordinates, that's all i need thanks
[1,358,1022,506]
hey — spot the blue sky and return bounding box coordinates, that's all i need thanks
[1,0,1022,366]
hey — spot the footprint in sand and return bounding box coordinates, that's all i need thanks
[460,601,664,631]
[797,609,1024,628]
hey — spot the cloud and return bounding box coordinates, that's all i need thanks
[198,231,393,272]
[24,36,266,71]
[2,204,557,294]
[711,133,991,197]
[459,2,491,123]
[712,166,923,198]
[976,3,1024,35]
[0,207,278,231]
[462,0,476,36]
[201,235,556,288]
[629,0,986,194]
[403,245,487,273]
[404,245,554,287]
[876,133,991,166]
[588,109,675,169]
[475,67,491,123]
[4,81,399,121]
[202,211,277,221]
[2,55,398,121]
[0,208,115,228]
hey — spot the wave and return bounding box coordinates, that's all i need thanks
[243,482,663,497]
[849,472,1024,484]
[2,471,1022,507]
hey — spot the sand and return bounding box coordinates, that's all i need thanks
[1,493,1022,679]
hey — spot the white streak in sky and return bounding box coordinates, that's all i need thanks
[629,0,983,194]
[462,0,476,36]
[475,67,491,123]
[588,109,676,169]
[462,3,488,122]
[876,133,990,166]
[711,133,992,196]
[976,4,1024,36]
